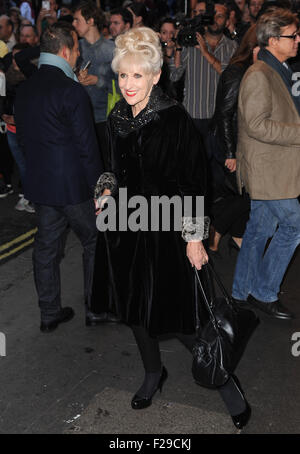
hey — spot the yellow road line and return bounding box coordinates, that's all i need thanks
[0,228,37,253]
[0,238,35,261]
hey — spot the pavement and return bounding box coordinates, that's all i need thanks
[1,188,300,436]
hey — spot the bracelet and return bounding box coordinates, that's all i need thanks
[176,47,183,51]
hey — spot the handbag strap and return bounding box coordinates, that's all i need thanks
[194,268,219,330]
[204,262,235,309]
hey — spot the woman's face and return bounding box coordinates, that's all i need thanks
[118,59,160,115]
[160,22,176,43]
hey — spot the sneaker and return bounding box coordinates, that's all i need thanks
[24,201,35,213]
[15,196,35,213]
[15,196,26,211]
[0,184,13,198]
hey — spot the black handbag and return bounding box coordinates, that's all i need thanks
[192,263,259,388]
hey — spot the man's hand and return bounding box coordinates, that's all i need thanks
[225,158,237,172]
[2,114,15,125]
[187,241,208,270]
[78,70,98,86]
[195,32,208,55]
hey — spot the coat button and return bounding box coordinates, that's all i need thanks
[122,169,126,175]
[121,154,125,158]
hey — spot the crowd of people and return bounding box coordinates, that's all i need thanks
[1,0,300,431]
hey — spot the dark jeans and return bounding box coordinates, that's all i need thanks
[34,199,97,322]
[0,132,14,185]
[7,130,26,187]
[232,198,300,302]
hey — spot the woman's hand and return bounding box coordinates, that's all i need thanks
[37,8,48,22]
[187,241,208,270]
[94,188,111,215]
[225,158,236,172]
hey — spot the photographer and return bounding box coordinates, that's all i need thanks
[169,0,237,139]
[36,0,59,39]
[157,17,184,101]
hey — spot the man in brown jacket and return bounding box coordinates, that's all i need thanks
[232,8,300,319]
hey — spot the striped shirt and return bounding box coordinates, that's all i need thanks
[170,35,237,119]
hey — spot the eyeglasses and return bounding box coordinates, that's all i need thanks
[278,33,300,40]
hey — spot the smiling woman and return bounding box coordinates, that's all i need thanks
[90,26,251,428]
[111,28,163,116]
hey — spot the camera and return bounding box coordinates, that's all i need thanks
[176,1,215,47]
[160,37,176,48]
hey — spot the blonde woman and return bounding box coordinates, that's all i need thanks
[91,27,251,429]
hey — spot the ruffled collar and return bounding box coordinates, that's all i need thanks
[109,85,177,136]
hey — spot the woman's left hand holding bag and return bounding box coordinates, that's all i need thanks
[187,241,208,270]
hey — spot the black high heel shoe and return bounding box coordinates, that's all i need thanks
[131,366,168,410]
[231,400,251,429]
[230,375,251,429]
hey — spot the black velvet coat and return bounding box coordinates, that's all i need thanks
[90,87,207,336]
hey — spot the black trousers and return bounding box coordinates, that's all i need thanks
[131,325,247,416]
[33,199,98,322]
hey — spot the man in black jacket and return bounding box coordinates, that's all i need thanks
[15,22,103,332]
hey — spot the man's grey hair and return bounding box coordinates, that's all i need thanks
[256,7,298,48]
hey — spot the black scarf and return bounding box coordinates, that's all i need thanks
[258,48,300,116]
[109,85,177,137]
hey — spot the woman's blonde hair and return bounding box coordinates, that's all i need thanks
[111,26,163,74]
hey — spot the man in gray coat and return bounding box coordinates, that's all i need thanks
[232,8,300,319]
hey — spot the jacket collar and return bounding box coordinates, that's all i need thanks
[109,85,177,136]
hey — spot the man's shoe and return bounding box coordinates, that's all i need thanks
[0,184,13,198]
[85,310,121,326]
[40,307,75,332]
[247,294,294,320]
